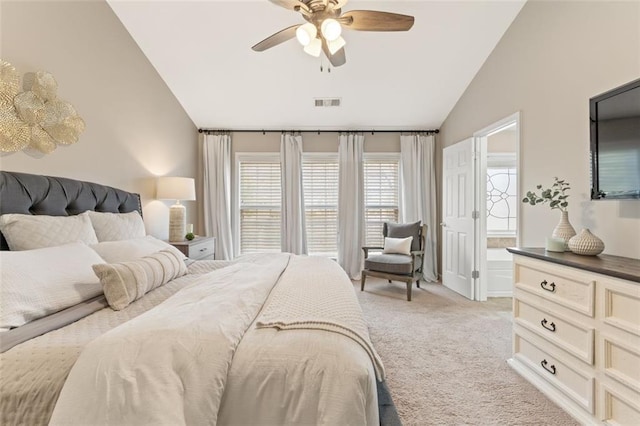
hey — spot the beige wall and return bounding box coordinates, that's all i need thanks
[0,0,198,240]
[439,0,640,259]
[229,131,401,183]
[487,128,516,153]
[230,131,401,155]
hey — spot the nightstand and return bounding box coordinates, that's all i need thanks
[169,236,215,260]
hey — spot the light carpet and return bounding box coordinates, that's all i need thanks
[355,278,579,426]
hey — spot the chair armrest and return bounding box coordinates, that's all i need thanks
[362,246,383,259]
[410,250,424,256]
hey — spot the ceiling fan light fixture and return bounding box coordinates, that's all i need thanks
[295,23,317,46]
[327,36,346,55]
[303,37,322,57]
[320,18,342,41]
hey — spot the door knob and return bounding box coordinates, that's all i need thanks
[440,222,447,227]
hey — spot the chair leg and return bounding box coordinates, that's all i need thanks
[406,280,412,301]
[361,272,367,291]
[416,279,421,288]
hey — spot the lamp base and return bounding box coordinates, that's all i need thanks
[169,203,186,242]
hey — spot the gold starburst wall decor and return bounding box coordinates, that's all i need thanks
[0,59,85,154]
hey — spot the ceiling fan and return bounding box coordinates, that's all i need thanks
[251,0,415,67]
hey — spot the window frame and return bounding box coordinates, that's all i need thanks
[302,152,340,257]
[486,152,517,237]
[363,152,401,248]
[234,152,282,256]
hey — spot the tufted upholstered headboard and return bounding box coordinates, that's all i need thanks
[0,171,142,250]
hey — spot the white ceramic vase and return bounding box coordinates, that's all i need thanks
[551,210,576,251]
[568,228,605,256]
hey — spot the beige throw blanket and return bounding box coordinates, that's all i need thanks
[256,256,385,381]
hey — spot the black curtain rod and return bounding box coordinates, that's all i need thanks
[198,128,439,135]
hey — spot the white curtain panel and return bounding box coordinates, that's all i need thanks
[338,132,365,279]
[400,133,438,282]
[202,133,234,260]
[280,133,308,254]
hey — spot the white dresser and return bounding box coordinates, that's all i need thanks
[507,248,640,425]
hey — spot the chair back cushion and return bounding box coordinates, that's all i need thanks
[384,221,421,252]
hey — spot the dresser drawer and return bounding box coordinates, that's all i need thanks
[514,328,595,414]
[600,380,640,425]
[514,296,595,364]
[515,257,595,317]
[601,279,640,337]
[600,334,640,393]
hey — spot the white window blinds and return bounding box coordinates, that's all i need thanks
[238,159,281,254]
[303,155,339,257]
[364,155,399,247]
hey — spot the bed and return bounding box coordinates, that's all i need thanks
[0,171,384,425]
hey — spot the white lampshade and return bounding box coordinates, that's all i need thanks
[156,177,196,201]
[296,23,317,46]
[321,18,342,41]
[327,36,346,55]
[303,38,322,57]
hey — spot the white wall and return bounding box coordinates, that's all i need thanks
[439,0,640,259]
[0,0,198,240]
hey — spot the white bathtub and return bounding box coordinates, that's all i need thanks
[487,248,513,297]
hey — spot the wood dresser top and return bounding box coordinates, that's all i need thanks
[506,247,640,284]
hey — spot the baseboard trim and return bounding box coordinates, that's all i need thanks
[487,290,512,297]
[507,358,599,426]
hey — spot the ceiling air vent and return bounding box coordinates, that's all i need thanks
[314,98,341,107]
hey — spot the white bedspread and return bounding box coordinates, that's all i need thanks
[50,254,380,425]
[50,253,289,425]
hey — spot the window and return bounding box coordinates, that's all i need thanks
[236,152,400,255]
[364,155,400,247]
[486,153,517,236]
[303,154,339,257]
[238,156,281,254]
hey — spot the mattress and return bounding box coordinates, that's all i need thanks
[0,260,229,426]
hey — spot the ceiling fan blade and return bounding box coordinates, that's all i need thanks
[252,25,301,52]
[322,39,346,67]
[340,10,415,31]
[332,0,349,9]
[268,0,307,11]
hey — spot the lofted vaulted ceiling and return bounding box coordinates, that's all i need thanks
[108,0,526,130]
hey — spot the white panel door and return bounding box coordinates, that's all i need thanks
[442,138,475,300]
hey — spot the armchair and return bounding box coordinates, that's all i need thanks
[361,221,427,301]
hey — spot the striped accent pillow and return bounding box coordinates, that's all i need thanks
[93,249,187,310]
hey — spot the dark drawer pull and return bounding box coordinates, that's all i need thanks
[199,247,208,252]
[540,280,556,293]
[541,318,556,332]
[541,359,556,375]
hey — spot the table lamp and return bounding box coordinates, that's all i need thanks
[157,177,196,242]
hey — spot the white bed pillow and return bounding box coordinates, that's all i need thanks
[94,249,188,310]
[87,210,146,242]
[383,236,413,255]
[0,242,106,331]
[91,235,186,263]
[0,212,98,251]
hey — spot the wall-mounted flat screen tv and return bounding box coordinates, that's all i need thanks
[590,78,640,200]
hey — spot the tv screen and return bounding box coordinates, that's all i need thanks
[590,78,640,200]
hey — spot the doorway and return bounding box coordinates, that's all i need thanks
[474,112,520,301]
